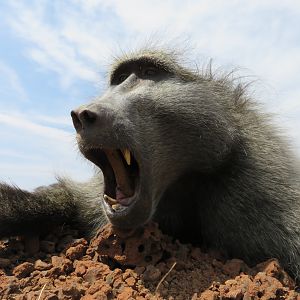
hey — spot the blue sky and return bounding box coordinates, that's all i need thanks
[0,0,299,190]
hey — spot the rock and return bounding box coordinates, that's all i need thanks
[1,223,299,299]
[34,259,51,271]
[0,258,11,268]
[142,265,161,282]
[40,240,56,253]
[13,262,34,278]
[222,259,248,277]
[24,235,40,254]
[66,244,87,260]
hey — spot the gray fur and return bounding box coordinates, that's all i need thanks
[0,181,77,236]
[1,48,300,279]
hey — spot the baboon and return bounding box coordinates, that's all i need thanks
[1,48,300,279]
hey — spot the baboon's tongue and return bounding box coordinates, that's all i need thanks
[104,149,133,199]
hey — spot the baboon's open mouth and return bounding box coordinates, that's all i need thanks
[84,148,140,214]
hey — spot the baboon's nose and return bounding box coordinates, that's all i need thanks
[71,109,97,132]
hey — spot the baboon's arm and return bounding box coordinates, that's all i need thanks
[0,182,78,237]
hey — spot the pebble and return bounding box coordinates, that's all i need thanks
[13,262,34,278]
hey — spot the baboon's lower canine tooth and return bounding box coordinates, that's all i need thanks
[103,194,118,205]
[112,204,121,211]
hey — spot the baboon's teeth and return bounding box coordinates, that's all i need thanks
[121,149,131,165]
[103,194,118,205]
[112,204,122,211]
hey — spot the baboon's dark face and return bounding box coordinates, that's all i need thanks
[71,51,235,230]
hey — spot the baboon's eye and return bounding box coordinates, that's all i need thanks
[118,73,130,84]
[142,67,157,77]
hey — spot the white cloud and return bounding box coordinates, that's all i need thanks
[5,0,300,96]
[0,112,70,141]
[6,1,101,88]
[0,111,93,190]
[32,114,71,126]
[0,61,28,102]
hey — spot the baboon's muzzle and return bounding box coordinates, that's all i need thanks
[70,106,144,228]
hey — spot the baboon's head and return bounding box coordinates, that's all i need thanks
[71,49,237,230]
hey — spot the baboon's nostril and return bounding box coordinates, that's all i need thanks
[80,109,97,124]
[71,110,82,132]
[71,109,98,132]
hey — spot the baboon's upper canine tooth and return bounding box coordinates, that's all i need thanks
[103,194,118,205]
[122,149,131,165]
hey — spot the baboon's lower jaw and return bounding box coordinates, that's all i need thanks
[81,146,142,220]
[103,192,137,216]
[103,192,135,209]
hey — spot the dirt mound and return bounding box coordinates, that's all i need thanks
[0,223,298,299]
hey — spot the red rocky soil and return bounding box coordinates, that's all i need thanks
[0,222,299,300]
